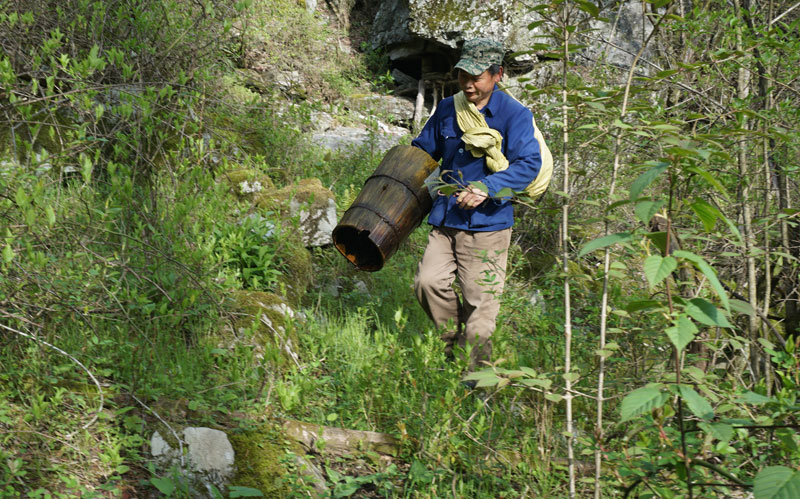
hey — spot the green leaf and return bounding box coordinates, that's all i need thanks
[150,476,176,495]
[630,162,668,199]
[679,385,714,420]
[521,378,552,389]
[469,181,488,193]
[463,370,501,388]
[575,0,600,17]
[45,205,56,226]
[740,391,774,405]
[730,299,756,317]
[753,466,800,499]
[690,199,721,232]
[81,154,93,184]
[613,118,632,129]
[229,486,265,498]
[620,386,668,422]
[686,298,733,328]
[2,244,14,263]
[437,184,459,196]
[578,232,633,257]
[673,250,730,311]
[527,20,546,30]
[15,187,29,207]
[635,199,665,224]
[326,466,343,482]
[686,165,730,200]
[645,231,668,254]
[643,255,677,289]
[651,123,681,132]
[654,69,680,79]
[544,393,563,403]
[665,314,697,353]
[698,422,734,444]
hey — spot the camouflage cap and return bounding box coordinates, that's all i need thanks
[454,38,505,76]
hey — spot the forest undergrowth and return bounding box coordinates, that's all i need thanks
[2,0,800,498]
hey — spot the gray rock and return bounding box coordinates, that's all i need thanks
[583,2,654,70]
[310,124,408,154]
[310,110,336,132]
[150,427,236,497]
[346,94,416,125]
[151,431,181,463]
[291,196,337,247]
[390,68,418,91]
[273,178,338,248]
[182,427,235,478]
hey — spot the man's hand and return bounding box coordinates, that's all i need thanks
[455,184,488,209]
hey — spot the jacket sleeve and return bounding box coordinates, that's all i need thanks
[481,107,542,196]
[411,108,442,162]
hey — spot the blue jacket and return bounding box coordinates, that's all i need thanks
[412,86,542,231]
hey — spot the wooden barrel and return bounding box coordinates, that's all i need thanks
[333,145,439,271]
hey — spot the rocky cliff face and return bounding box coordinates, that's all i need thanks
[368,0,654,107]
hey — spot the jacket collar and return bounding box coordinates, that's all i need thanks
[482,85,502,117]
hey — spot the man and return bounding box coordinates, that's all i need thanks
[411,38,542,371]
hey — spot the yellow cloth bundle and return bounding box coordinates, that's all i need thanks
[453,90,553,199]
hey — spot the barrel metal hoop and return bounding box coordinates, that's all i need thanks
[346,203,403,244]
[365,173,430,214]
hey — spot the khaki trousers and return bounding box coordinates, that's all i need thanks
[414,226,512,368]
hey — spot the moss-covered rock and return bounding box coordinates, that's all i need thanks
[254,177,330,212]
[226,290,301,368]
[274,231,314,302]
[256,177,338,248]
[228,427,291,497]
[220,168,276,203]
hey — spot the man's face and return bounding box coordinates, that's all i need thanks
[458,68,503,109]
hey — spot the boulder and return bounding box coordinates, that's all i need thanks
[257,178,338,247]
[150,427,236,497]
